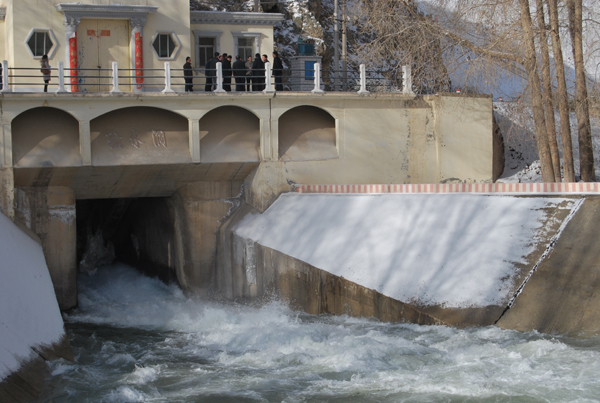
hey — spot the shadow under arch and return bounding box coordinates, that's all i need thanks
[12,107,82,167]
[278,105,337,161]
[90,106,190,166]
[200,106,260,163]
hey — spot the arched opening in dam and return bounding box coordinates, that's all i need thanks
[12,107,82,167]
[278,105,337,161]
[90,107,191,166]
[199,106,261,163]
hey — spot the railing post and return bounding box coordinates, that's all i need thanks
[110,61,121,94]
[162,62,175,93]
[214,62,225,93]
[358,64,369,95]
[311,62,325,94]
[57,61,67,93]
[1,60,10,93]
[263,61,275,94]
[402,65,415,95]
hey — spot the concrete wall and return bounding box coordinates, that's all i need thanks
[217,203,443,325]
[14,186,77,310]
[1,92,495,202]
[496,197,600,335]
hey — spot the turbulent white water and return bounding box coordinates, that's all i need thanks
[45,264,600,402]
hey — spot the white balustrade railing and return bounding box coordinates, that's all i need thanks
[0,61,416,96]
[311,63,325,94]
[162,62,175,93]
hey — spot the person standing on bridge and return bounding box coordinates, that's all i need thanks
[272,51,284,91]
[222,53,232,92]
[252,53,264,91]
[183,56,194,92]
[233,55,247,92]
[205,52,219,92]
[40,54,51,92]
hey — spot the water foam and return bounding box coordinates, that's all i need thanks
[50,264,600,402]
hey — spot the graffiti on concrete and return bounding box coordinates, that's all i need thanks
[106,129,122,150]
[152,130,168,148]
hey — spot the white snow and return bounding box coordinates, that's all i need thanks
[0,213,66,381]
[235,193,575,308]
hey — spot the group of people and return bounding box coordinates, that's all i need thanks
[184,51,284,93]
[37,52,283,93]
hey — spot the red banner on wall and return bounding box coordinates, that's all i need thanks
[69,32,78,92]
[135,32,143,90]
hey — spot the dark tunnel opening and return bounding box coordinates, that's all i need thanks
[76,198,179,286]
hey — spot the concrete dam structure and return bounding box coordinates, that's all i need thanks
[0,91,498,311]
[3,90,600,399]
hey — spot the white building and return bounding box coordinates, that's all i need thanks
[0,0,283,92]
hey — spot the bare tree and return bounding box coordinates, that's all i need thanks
[535,0,561,182]
[567,0,595,181]
[518,0,555,182]
[546,0,575,182]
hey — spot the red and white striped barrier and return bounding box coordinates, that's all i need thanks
[295,182,600,194]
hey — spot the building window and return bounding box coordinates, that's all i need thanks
[25,28,58,59]
[232,32,261,61]
[150,32,181,60]
[153,34,175,58]
[198,37,215,67]
[237,37,254,61]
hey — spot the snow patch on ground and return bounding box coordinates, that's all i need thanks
[235,193,575,309]
[0,214,66,381]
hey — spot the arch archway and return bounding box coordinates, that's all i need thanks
[278,106,337,161]
[199,106,260,163]
[12,107,81,167]
[90,106,190,166]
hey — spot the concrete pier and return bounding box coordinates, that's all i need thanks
[14,187,77,310]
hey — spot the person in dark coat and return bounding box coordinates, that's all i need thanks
[232,55,247,92]
[272,51,284,91]
[222,53,232,92]
[205,52,219,92]
[251,53,265,91]
[183,56,193,92]
[245,55,253,91]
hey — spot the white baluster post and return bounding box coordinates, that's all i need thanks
[263,62,275,94]
[311,62,325,94]
[110,61,121,93]
[402,65,415,95]
[57,61,67,93]
[358,64,369,95]
[214,62,226,93]
[1,60,10,93]
[162,62,175,93]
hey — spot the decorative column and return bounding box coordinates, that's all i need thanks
[130,17,146,93]
[63,16,80,93]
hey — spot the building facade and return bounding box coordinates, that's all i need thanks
[0,1,283,92]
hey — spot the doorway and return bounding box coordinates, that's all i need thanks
[78,19,130,92]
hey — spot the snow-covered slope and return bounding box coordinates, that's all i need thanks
[235,193,577,308]
[0,214,66,381]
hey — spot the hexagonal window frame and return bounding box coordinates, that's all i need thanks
[25,28,58,59]
[150,31,181,61]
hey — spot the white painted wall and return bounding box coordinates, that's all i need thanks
[0,213,65,381]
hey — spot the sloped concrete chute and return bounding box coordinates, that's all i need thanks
[278,105,337,161]
[90,106,190,166]
[12,107,82,168]
[199,106,261,163]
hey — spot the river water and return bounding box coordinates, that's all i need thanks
[44,263,600,402]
